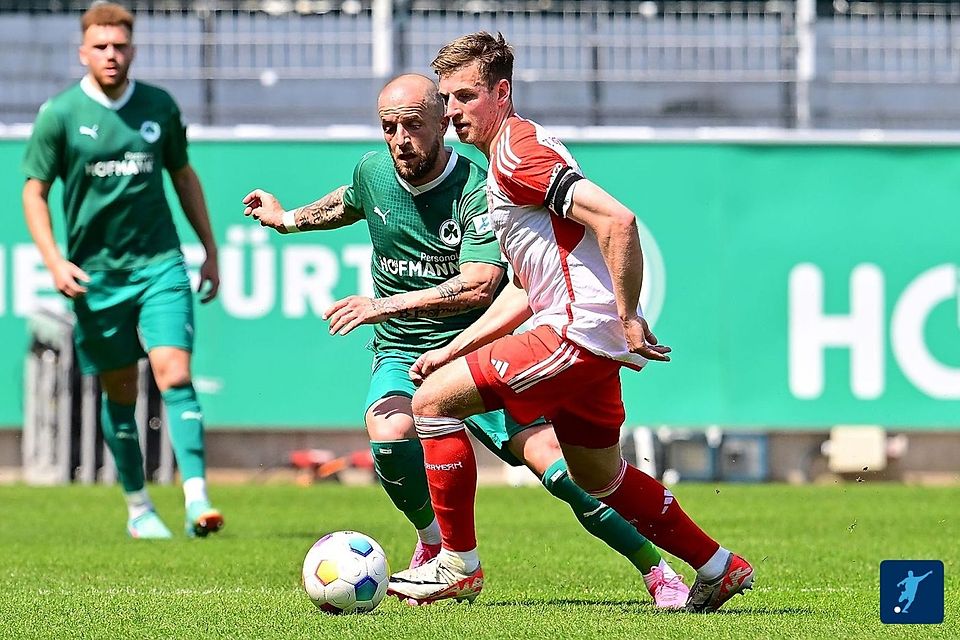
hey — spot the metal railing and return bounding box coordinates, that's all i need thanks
[23,308,174,486]
[2,1,960,128]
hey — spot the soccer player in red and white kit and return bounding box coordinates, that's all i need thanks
[387,32,754,612]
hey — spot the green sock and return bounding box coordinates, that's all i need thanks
[101,398,145,493]
[161,384,206,481]
[371,439,435,530]
[541,458,662,574]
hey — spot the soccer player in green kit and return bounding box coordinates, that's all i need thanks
[21,3,223,540]
[242,74,688,607]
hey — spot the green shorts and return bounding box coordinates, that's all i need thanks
[365,350,544,467]
[72,256,195,375]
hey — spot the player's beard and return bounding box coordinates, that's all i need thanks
[393,143,442,183]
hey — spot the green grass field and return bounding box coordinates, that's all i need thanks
[1,482,957,639]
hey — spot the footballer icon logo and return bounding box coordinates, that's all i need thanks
[880,560,944,624]
[139,120,161,143]
[440,219,462,247]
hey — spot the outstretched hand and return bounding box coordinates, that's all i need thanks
[623,316,672,362]
[323,296,389,336]
[242,189,287,232]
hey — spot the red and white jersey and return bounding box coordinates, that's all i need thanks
[487,115,646,369]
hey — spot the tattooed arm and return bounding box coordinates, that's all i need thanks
[323,262,506,336]
[242,185,363,233]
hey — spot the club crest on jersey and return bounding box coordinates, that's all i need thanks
[440,219,462,247]
[139,120,161,143]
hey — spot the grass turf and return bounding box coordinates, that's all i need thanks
[0,482,957,639]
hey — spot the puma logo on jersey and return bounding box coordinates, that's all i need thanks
[374,206,390,223]
[79,125,99,139]
[180,411,203,422]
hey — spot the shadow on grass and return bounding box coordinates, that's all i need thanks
[480,600,815,616]
[481,598,648,608]
[713,606,817,615]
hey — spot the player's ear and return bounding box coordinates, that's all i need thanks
[78,44,88,67]
[495,78,511,106]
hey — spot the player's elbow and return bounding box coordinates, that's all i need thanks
[595,208,637,244]
[458,265,505,308]
[610,208,638,234]
[468,279,500,307]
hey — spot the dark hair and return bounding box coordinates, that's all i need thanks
[82,2,134,35]
[431,31,513,88]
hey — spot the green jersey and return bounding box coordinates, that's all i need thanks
[22,78,188,271]
[343,148,504,354]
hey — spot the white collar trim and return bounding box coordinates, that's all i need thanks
[81,75,136,110]
[396,147,459,195]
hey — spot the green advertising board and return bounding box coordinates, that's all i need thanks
[1,138,958,429]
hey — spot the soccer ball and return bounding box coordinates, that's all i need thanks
[301,531,390,614]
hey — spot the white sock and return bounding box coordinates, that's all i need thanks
[659,558,679,579]
[124,489,153,520]
[697,546,731,582]
[438,547,480,573]
[182,477,208,506]
[416,518,442,545]
[642,558,679,586]
[642,558,679,589]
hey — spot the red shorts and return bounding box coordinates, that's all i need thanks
[466,325,625,449]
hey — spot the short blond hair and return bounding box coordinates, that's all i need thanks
[431,31,513,88]
[82,2,134,35]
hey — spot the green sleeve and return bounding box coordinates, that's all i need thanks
[163,99,189,172]
[342,152,376,219]
[457,186,504,268]
[22,102,64,182]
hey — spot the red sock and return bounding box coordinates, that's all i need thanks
[421,429,478,552]
[595,462,720,568]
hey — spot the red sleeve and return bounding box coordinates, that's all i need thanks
[491,119,570,207]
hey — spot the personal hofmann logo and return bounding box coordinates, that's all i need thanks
[439,219,461,247]
[879,560,944,624]
[139,120,161,143]
[84,152,155,177]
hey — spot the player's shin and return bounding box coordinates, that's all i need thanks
[589,460,720,570]
[161,384,206,482]
[163,383,223,536]
[541,458,663,573]
[415,416,480,572]
[370,439,440,541]
[101,398,146,494]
